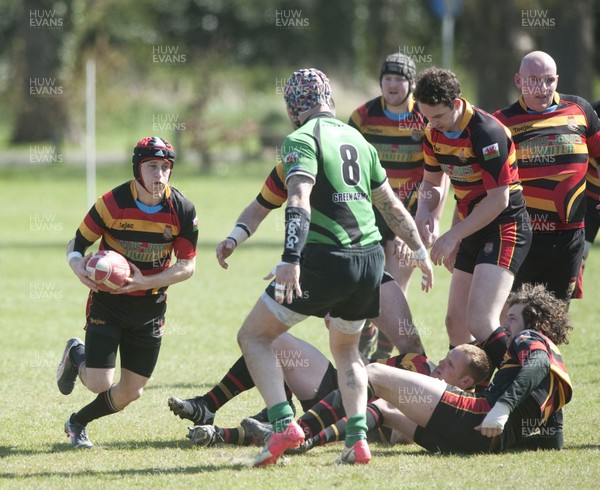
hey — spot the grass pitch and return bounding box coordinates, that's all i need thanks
[0,162,599,489]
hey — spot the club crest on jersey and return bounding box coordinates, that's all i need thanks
[482,143,500,161]
[514,332,532,345]
[483,241,494,255]
[284,151,299,164]
[163,225,173,240]
[411,129,423,142]
[566,115,578,132]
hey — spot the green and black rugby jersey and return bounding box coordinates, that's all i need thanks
[281,113,387,248]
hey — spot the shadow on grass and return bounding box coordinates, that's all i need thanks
[0,439,189,458]
[1,437,245,456]
[145,382,220,392]
[370,442,600,456]
[0,462,249,480]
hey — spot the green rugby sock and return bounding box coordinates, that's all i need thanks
[345,413,368,447]
[268,401,294,433]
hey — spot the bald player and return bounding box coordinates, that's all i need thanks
[494,50,600,302]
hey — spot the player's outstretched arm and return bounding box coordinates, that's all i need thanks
[372,183,434,291]
[216,200,272,269]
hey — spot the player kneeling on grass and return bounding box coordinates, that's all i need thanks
[57,136,198,448]
[367,283,572,453]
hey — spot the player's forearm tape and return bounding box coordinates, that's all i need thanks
[282,206,310,264]
[411,245,428,261]
[67,251,83,263]
[227,222,251,247]
[482,401,511,429]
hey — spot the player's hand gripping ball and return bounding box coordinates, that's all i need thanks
[86,250,131,291]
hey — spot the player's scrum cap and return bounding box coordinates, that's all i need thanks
[284,68,332,127]
[132,136,175,179]
[380,53,416,86]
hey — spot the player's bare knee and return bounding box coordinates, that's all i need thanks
[127,386,144,403]
[365,363,385,392]
[86,379,112,394]
[236,327,246,349]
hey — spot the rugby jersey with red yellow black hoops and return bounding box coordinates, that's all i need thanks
[348,95,425,214]
[486,329,572,423]
[494,93,600,231]
[585,101,600,203]
[256,163,287,209]
[374,352,436,375]
[587,157,600,203]
[423,98,524,221]
[74,180,198,296]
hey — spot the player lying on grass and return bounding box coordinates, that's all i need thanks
[180,343,488,448]
[220,284,570,454]
[362,283,572,453]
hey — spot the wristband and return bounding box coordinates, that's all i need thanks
[282,206,310,264]
[226,223,251,248]
[67,251,83,263]
[411,245,428,262]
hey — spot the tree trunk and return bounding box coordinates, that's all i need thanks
[464,0,520,112]
[543,0,595,101]
[11,0,69,144]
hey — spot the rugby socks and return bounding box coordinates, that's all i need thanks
[201,356,294,413]
[358,322,377,355]
[203,425,281,446]
[201,356,255,413]
[345,413,368,447]
[298,388,346,438]
[268,401,295,433]
[298,361,337,413]
[71,387,120,426]
[373,329,394,359]
[69,342,86,376]
[310,402,384,446]
[219,426,256,446]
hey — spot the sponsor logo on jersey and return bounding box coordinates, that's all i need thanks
[89,317,107,326]
[440,164,474,181]
[332,192,368,203]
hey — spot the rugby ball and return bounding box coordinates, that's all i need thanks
[86,250,131,291]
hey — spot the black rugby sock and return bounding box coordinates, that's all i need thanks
[202,356,256,412]
[298,388,346,438]
[72,388,120,426]
[70,343,86,373]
